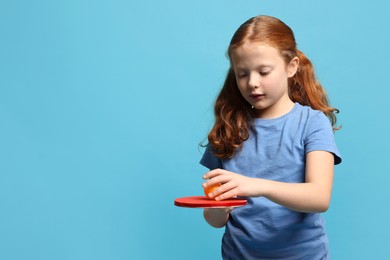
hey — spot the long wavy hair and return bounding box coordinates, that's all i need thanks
[205,15,339,159]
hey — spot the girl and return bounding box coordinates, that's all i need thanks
[200,15,341,259]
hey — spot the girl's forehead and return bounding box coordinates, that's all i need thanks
[231,43,282,62]
[233,41,279,53]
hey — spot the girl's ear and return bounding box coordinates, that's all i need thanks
[287,57,299,78]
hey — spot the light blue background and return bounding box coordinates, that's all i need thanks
[1,0,389,259]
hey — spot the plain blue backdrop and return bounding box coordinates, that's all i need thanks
[1,0,389,259]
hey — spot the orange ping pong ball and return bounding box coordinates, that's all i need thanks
[204,182,222,198]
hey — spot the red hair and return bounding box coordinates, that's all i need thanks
[206,15,339,159]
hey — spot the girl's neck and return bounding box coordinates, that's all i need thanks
[254,99,295,119]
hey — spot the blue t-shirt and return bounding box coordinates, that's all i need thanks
[200,103,341,260]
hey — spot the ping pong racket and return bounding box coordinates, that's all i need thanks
[174,196,247,208]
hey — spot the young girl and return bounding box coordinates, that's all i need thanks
[200,15,341,259]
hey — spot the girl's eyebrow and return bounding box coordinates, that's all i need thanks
[235,64,273,70]
[258,65,273,69]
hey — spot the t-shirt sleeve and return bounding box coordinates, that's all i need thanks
[305,112,342,165]
[199,145,223,170]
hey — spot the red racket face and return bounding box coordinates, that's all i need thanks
[174,196,247,208]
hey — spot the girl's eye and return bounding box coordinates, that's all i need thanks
[260,71,270,76]
[238,73,247,78]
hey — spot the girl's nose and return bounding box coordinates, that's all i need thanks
[248,73,260,89]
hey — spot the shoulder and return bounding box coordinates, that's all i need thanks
[199,144,223,170]
[296,103,327,119]
[295,104,342,164]
[293,103,331,128]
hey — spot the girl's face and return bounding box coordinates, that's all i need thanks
[231,42,298,118]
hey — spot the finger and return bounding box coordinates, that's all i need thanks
[202,168,229,180]
[202,174,234,188]
[202,169,219,180]
[215,188,239,201]
[209,180,237,198]
[202,176,221,188]
[219,180,237,192]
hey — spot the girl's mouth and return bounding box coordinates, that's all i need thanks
[250,93,265,100]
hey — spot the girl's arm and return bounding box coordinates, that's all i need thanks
[202,151,334,213]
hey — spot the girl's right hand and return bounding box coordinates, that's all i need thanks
[203,207,233,228]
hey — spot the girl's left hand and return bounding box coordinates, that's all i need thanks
[202,168,263,200]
